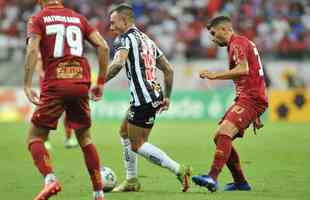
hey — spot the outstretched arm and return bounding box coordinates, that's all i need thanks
[105,49,128,83]
[200,59,249,80]
[200,42,249,80]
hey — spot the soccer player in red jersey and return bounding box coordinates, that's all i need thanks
[36,53,77,149]
[192,16,268,192]
[24,0,109,199]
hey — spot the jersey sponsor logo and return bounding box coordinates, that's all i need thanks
[151,82,161,93]
[43,15,81,24]
[56,61,83,79]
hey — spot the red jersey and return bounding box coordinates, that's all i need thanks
[27,3,96,92]
[228,34,268,108]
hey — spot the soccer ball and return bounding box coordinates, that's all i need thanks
[100,166,117,192]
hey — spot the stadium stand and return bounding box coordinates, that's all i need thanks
[0,0,309,88]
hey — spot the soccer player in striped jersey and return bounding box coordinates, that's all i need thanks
[105,3,191,193]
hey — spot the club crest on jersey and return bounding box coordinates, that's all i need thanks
[128,111,135,120]
[151,101,161,108]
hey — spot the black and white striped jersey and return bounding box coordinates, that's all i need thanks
[113,26,164,106]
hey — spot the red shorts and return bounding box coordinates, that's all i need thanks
[31,84,91,130]
[219,100,267,138]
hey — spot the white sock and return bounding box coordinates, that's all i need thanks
[121,137,138,180]
[44,173,57,185]
[93,190,104,198]
[137,142,180,175]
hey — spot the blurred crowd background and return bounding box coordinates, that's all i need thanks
[0,0,309,89]
[1,0,310,61]
[0,0,310,122]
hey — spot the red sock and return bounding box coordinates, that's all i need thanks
[64,115,73,140]
[82,143,103,191]
[208,134,232,181]
[226,146,247,184]
[28,139,53,176]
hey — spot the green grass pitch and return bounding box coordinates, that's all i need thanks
[0,120,309,200]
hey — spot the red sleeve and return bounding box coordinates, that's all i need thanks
[231,40,248,65]
[81,16,96,39]
[27,16,43,38]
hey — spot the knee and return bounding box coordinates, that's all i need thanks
[75,128,92,147]
[119,131,128,138]
[130,140,144,153]
[213,134,219,144]
[130,143,139,153]
[27,125,49,143]
[218,120,238,138]
[77,135,92,147]
[119,124,128,138]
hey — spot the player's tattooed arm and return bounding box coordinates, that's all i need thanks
[157,55,174,98]
[89,31,110,81]
[24,35,41,105]
[105,49,128,83]
[24,35,41,87]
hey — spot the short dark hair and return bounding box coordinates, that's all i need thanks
[109,3,135,21]
[207,16,231,30]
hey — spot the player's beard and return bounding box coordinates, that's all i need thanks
[213,38,227,47]
[218,41,227,47]
[215,40,227,47]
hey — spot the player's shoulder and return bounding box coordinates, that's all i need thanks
[113,34,129,48]
[115,28,134,42]
[27,15,36,24]
[27,14,42,28]
[113,28,143,49]
[28,8,45,22]
[232,35,248,43]
[231,35,251,47]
